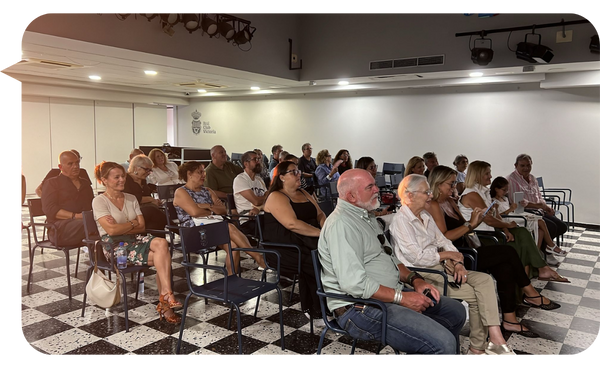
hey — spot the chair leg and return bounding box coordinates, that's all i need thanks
[176,293,193,354]
[120,272,129,332]
[276,288,285,351]
[81,267,94,317]
[27,245,38,294]
[227,304,234,330]
[134,271,141,300]
[351,339,358,355]
[289,275,297,304]
[317,327,328,355]
[233,304,245,354]
[75,248,81,278]
[63,249,72,300]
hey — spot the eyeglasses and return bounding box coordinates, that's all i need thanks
[367,164,378,171]
[377,234,393,255]
[284,169,301,176]
[326,154,331,157]
[412,190,432,196]
[445,181,457,187]
[139,167,153,173]
[247,157,261,162]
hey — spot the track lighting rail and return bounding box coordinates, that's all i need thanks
[455,19,590,38]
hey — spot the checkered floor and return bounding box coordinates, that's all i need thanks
[20,204,600,355]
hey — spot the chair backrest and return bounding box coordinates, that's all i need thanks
[156,183,184,201]
[179,221,231,256]
[318,199,335,217]
[536,177,545,192]
[165,201,179,226]
[390,173,403,189]
[256,213,266,241]
[226,193,238,215]
[27,198,44,218]
[329,181,339,197]
[375,175,387,188]
[82,210,100,240]
[382,162,405,177]
[311,249,325,293]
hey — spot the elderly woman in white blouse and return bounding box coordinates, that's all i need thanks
[389,174,514,355]
[146,148,184,186]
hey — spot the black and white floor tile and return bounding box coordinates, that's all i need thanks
[19,205,600,355]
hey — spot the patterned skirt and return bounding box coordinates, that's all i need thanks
[101,233,154,266]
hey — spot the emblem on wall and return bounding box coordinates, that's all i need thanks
[191,110,216,135]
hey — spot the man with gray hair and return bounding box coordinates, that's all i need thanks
[298,143,317,194]
[318,169,465,354]
[422,152,439,178]
[204,145,243,199]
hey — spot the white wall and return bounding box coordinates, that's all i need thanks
[177,84,600,225]
[21,94,168,192]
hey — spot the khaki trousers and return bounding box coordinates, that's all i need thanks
[422,265,500,351]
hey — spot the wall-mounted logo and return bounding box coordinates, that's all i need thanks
[191,110,217,135]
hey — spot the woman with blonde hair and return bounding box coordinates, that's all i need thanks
[123,155,166,231]
[146,148,184,186]
[314,149,340,199]
[404,156,425,177]
[459,161,569,283]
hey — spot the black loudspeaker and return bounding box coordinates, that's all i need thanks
[590,35,599,54]
[471,37,494,66]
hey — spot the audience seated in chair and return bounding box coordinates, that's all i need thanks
[356,157,394,217]
[318,169,466,354]
[146,148,185,186]
[268,144,283,174]
[459,160,569,283]
[332,149,353,176]
[92,161,181,324]
[35,149,91,197]
[121,148,143,174]
[453,154,469,195]
[314,149,340,199]
[41,150,94,246]
[124,155,167,232]
[263,160,326,323]
[233,150,267,236]
[298,143,317,195]
[253,148,271,188]
[204,145,244,199]
[506,154,569,256]
[427,166,560,340]
[173,161,266,275]
[405,156,426,177]
[391,173,516,355]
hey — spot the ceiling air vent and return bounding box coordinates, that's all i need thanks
[15,58,85,70]
[369,54,445,71]
[174,81,227,89]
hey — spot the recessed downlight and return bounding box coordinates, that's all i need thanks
[250,86,261,90]
[144,70,157,75]
[338,81,349,86]
[469,72,484,77]
[197,89,207,93]
[89,75,101,80]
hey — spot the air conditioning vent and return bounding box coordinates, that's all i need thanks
[369,54,445,71]
[393,58,418,68]
[370,60,393,70]
[14,58,85,70]
[174,81,227,89]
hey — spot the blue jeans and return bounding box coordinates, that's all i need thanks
[336,294,465,354]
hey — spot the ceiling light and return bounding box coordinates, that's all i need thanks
[144,70,157,75]
[218,19,235,41]
[469,72,483,77]
[141,14,157,22]
[516,32,554,63]
[338,81,349,86]
[89,75,101,80]
[233,25,255,45]
[197,89,207,93]
[250,86,260,90]
[470,36,494,66]
[160,14,181,26]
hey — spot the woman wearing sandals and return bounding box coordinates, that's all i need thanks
[427,166,561,339]
[459,161,570,283]
[93,161,182,324]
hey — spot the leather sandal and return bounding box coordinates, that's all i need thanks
[156,301,182,324]
[537,273,570,283]
[522,294,561,310]
[501,320,539,338]
[160,292,183,309]
[546,245,567,256]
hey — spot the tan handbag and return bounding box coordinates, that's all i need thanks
[85,243,121,308]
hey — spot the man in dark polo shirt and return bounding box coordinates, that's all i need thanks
[41,150,94,246]
[204,145,243,199]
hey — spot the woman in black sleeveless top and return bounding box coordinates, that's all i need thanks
[263,161,327,320]
[428,166,561,339]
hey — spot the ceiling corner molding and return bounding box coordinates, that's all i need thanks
[540,70,600,89]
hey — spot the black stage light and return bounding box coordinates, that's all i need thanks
[219,20,235,41]
[516,32,554,63]
[201,15,218,36]
[182,14,200,33]
[160,14,181,26]
[590,35,599,53]
[471,37,494,66]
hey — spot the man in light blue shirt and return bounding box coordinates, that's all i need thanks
[318,169,466,354]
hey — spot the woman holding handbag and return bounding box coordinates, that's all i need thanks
[93,161,182,324]
[428,165,560,338]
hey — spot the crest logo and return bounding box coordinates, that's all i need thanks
[191,110,202,135]
[191,110,216,135]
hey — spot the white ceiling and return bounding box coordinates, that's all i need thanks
[4,31,600,102]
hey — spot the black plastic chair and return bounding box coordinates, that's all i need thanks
[26,198,84,300]
[80,210,151,332]
[176,222,285,354]
[156,184,184,251]
[318,199,335,217]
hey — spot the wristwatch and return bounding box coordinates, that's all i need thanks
[463,222,473,232]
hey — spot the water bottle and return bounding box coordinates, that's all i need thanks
[199,226,207,248]
[139,272,144,294]
[116,242,127,269]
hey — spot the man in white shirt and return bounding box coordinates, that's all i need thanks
[233,150,267,235]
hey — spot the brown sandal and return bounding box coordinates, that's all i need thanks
[156,301,182,324]
[160,292,183,309]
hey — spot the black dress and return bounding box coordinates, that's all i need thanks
[263,191,320,317]
[123,174,167,231]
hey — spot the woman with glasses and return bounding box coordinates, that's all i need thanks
[263,161,327,323]
[314,149,340,199]
[123,154,167,231]
[427,166,560,339]
[146,148,184,186]
[390,174,515,355]
[333,149,353,175]
[459,161,569,283]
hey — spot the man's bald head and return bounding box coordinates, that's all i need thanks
[129,149,144,161]
[58,150,81,180]
[337,169,380,211]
